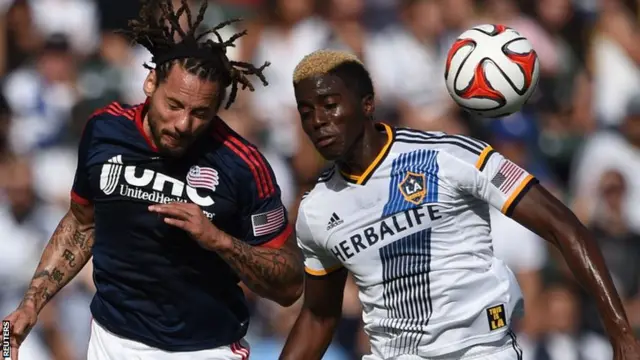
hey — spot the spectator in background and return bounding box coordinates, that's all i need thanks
[580,170,640,335]
[28,0,100,57]
[0,158,75,360]
[571,94,640,233]
[520,281,612,360]
[239,0,328,207]
[317,0,368,58]
[3,33,77,155]
[240,0,326,158]
[366,0,453,129]
[591,0,640,128]
[4,0,42,75]
[440,0,479,46]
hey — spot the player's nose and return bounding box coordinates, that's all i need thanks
[173,115,191,136]
[310,111,329,130]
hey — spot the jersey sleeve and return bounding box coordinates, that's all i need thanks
[447,145,539,217]
[296,202,343,276]
[237,150,292,248]
[70,117,96,205]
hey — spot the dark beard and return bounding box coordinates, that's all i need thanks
[147,111,185,157]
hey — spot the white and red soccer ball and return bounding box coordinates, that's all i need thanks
[444,24,540,118]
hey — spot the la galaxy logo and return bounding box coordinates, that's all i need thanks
[398,172,426,205]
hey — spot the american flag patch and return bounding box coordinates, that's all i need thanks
[187,166,219,192]
[251,206,285,237]
[491,160,525,194]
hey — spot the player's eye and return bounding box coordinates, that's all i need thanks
[324,103,338,110]
[168,103,181,110]
[192,112,209,120]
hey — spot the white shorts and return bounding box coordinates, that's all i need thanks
[362,330,523,360]
[87,320,250,360]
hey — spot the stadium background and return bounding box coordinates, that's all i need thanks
[0,0,639,359]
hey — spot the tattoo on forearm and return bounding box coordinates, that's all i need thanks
[62,250,76,267]
[219,235,303,298]
[20,208,95,311]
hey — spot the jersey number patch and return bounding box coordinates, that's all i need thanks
[399,172,426,205]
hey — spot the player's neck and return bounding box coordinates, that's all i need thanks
[338,123,387,176]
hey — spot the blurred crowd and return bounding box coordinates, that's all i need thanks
[1,0,640,359]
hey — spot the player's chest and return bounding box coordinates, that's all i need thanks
[315,178,448,265]
[85,148,238,218]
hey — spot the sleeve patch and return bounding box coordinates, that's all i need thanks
[490,160,526,194]
[251,206,286,237]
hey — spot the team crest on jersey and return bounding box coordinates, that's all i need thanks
[398,172,426,205]
[187,166,219,192]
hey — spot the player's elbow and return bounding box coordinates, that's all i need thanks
[276,278,304,307]
[544,211,589,252]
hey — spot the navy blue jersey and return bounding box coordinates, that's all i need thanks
[71,101,291,351]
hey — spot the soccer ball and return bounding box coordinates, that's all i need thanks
[444,24,540,118]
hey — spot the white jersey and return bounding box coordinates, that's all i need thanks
[297,123,537,359]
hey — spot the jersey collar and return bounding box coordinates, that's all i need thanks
[134,97,158,152]
[339,122,394,186]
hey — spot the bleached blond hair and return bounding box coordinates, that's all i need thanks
[292,49,367,84]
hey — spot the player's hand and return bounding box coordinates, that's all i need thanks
[612,335,640,360]
[149,202,224,250]
[2,305,38,360]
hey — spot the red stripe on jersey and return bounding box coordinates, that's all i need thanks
[70,190,91,205]
[246,143,275,196]
[230,341,249,360]
[213,120,274,199]
[259,224,292,249]
[211,128,265,199]
[89,103,120,119]
[133,99,157,151]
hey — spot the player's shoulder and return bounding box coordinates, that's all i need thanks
[82,101,143,137]
[300,166,336,207]
[393,126,493,168]
[209,116,277,199]
[87,101,141,124]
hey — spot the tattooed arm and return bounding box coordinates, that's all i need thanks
[149,203,304,306]
[214,228,304,306]
[2,201,94,359]
[21,201,95,313]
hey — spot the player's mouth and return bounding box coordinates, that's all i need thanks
[162,133,183,148]
[315,135,336,148]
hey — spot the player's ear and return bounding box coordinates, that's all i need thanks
[143,70,157,97]
[362,94,375,119]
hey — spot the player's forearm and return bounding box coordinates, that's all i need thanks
[20,207,94,313]
[280,308,340,360]
[552,225,633,340]
[214,232,304,306]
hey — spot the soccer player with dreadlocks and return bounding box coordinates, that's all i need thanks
[1,1,303,359]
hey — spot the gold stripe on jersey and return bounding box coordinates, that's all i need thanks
[340,123,394,185]
[475,145,495,171]
[501,174,535,215]
[305,264,343,276]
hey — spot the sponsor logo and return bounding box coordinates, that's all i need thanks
[100,156,216,219]
[326,212,344,231]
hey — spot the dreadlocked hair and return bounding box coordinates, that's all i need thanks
[293,50,374,100]
[122,0,270,109]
